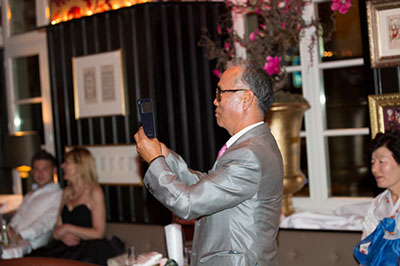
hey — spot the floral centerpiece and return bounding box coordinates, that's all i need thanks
[199,0,352,103]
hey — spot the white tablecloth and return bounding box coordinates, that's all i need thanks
[107,251,163,266]
[1,239,32,259]
[279,201,371,230]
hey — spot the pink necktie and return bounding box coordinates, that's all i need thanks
[217,144,227,159]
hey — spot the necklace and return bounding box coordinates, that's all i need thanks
[69,187,85,200]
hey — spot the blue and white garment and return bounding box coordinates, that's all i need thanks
[361,189,400,254]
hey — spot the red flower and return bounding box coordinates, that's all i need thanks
[213,69,221,78]
[249,31,256,41]
[331,0,351,14]
[264,56,282,75]
[224,42,230,51]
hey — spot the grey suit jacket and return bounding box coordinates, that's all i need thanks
[144,123,283,266]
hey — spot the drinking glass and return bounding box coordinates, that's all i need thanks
[125,246,137,266]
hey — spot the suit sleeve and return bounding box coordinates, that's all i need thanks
[164,150,206,185]
[143,147,261,220]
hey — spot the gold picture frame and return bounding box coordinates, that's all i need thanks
[368,93,400,138]
[72,50,126,119]
[367,0,400,68]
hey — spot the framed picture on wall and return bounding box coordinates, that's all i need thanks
[368,93,400,138]
[65,144,143,185]
[72,50,126,119]
[367,0,400,68]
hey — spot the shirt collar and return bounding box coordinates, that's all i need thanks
[226,121,264,148]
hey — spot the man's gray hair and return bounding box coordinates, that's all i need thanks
[226,59,274,114]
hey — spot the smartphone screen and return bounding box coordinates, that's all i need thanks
[137,98,156,139]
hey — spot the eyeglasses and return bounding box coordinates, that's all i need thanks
[215,86,249,102]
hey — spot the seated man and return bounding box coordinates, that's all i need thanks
[8,150,62,250]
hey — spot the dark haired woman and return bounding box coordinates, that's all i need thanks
[359,131,400,254]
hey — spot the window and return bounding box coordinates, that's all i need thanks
[8,0,37,36]
[286,0,373,211]
[2,0,54,154]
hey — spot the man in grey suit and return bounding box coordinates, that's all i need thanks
[134,59,283,266]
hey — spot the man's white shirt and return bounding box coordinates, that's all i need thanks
[225,121,264,148]
[9,183,62,249]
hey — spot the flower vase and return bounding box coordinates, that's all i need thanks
[265,102,310,216]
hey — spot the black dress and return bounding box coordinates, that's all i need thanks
[29,204,119,265]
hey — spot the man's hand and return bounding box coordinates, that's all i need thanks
[134,127,163,163]
[7,226,22,244]
[160,142,170,158]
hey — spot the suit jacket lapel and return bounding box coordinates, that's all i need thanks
[213,123,270,168]
[229,122,270,149]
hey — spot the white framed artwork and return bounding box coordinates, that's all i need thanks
[72,50,126,119]
[65,144,143,185]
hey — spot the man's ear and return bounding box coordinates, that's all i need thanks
[242,90,255,110]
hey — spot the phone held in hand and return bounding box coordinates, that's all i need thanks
[137,98,156,139]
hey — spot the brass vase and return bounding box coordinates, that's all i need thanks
[265,102,310,216]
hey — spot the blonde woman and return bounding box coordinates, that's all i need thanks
[29,148,119,265]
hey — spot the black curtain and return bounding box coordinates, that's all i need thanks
[47,2,229,223]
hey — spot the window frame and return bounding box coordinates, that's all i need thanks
[2,0,54,154]
[290,1,373,212]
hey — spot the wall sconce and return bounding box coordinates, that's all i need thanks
[3,131,41,179]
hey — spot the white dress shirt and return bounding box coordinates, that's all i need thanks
[226,121,264,148]
[9,183,62,250]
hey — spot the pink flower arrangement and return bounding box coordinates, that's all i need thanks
[330,0,351,15]
[199,0,351,95]
[264,56,282,75]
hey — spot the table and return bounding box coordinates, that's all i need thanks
[1,239,31,259]
[0,257,98,266]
